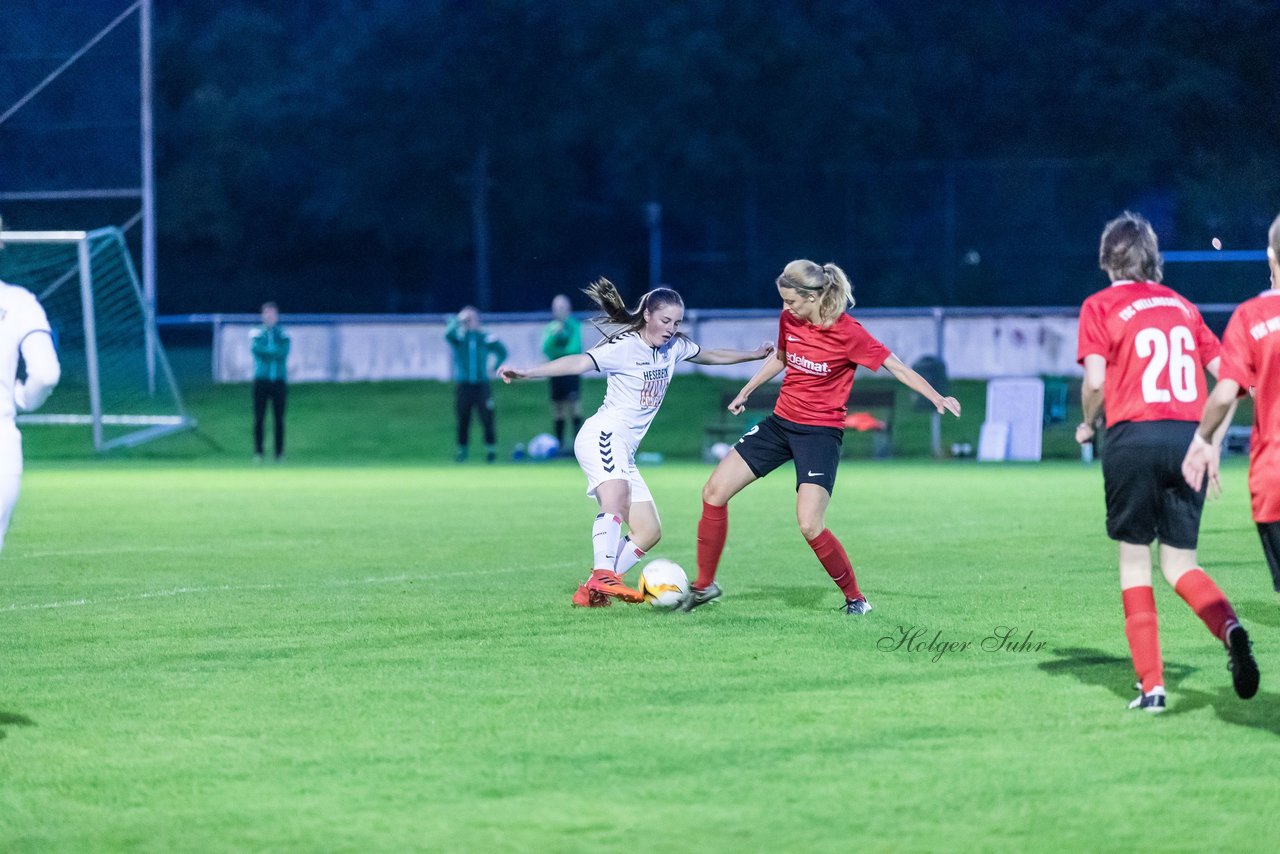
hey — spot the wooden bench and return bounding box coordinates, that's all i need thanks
[703,385,896,459]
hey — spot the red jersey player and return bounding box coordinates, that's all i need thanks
[1184,213,1280,595]
[681,259,961,614]
[1076,212,1258,713]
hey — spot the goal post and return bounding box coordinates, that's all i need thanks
[0,226,194,451]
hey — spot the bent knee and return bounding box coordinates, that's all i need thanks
[702,480,730,506]
[633,528,662,551]
[798,521,826,542]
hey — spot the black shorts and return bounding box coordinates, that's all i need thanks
[550,374,581,403]
[734,414,843,494]
[1102,420,1205,549]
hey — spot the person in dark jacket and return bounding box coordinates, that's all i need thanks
[251,302,290,462]
[445,306,507,462]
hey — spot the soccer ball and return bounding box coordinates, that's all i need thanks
[527,432,560,460]
[709,441,732,460]
[638,559,689,609]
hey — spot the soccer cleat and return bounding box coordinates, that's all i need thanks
[571,584,611,608]
[1128,684,1166,714]
[841,597,872,615]
[678,581,722,612]
[1225,623,1260,700]
[586,569,644,604]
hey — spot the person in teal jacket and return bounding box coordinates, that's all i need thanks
[445,306,507,462]
[541,294,583,450]
[251,301,290,461]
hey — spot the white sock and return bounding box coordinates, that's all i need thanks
[613,536,646,577]
[592,512,622,571]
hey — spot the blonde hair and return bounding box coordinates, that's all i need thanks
[776,260,854,326]
[1269,212,1280,264]
[1099,211,1162,283]
[582,278,684,341]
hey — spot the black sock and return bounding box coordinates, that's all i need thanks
[1257,522,1280,592]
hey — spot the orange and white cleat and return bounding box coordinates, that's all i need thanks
[571,583,611,608]
[586,569,644,603]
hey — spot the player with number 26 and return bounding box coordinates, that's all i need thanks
[1075,211,1258,715]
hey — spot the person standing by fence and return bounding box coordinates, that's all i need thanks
[446,306,507,463]
[542,294,584,453]
[251,301,290,462]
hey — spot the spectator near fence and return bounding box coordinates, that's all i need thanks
[251,302,290,462]
[542,294,583,452]
[446,306,507,463]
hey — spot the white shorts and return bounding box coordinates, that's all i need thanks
[574,414,653,504]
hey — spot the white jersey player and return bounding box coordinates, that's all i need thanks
[500,279,772,606]
[0,276,61,550]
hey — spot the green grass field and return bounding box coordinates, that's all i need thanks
[3,379,1278,850]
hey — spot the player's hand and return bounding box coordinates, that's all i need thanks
[937,396,961,417]
[1075,422,1095,444]
[1181,433,1218,494]
[497,365,524,384]
[753,341,775,359]
[727,391,750,415]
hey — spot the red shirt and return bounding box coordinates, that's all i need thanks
[774,311,890,428]
[1077,281,1220,427]
[1218,290,1280,487]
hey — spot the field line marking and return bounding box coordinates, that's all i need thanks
[0,564,558,614]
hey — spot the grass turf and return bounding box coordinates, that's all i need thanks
[2,457,1278,850]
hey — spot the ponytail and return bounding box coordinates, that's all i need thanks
[777,260,854,327]
[583,278,685,342]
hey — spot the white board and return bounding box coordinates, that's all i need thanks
[977,421,1011,461]
[984,377,1045,461]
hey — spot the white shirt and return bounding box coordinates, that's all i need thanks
[586,331,700,438]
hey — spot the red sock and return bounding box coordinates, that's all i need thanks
[1174,568,1238,642]
[807,529,862,601]
[695,501,728,589]
[1122,586,1163,693]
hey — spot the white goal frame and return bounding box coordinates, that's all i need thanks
[1,227,195,451]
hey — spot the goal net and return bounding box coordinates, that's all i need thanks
[0,227,194,451]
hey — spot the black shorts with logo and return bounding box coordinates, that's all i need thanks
[549,374,581,403]
[1102,420,1205,549]
[734,414,843,494]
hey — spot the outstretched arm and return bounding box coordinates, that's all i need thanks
[726,351,786,414]
[498,353,595,383]
[689,341,775,366]
[881,353,960,416]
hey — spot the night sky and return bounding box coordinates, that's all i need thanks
[3,1,1278,313]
